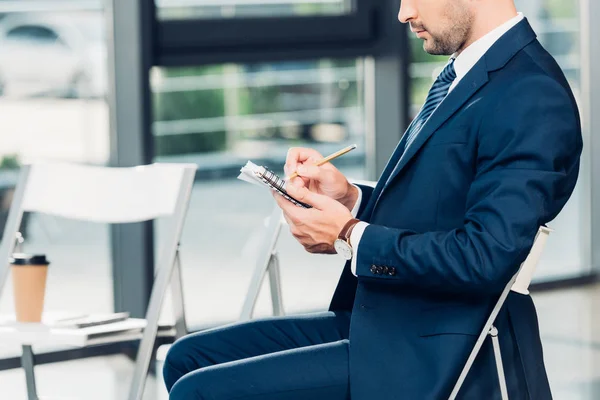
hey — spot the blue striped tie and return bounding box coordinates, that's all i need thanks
[401,59,457,156]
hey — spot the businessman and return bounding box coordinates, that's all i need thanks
[163,0,582,398]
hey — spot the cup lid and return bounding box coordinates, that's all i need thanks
[9,253,49,266]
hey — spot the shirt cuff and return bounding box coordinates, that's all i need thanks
[350,221,369,275]
[350,185,362,217]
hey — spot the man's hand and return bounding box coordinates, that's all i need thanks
[273,183,353,254]
[285,147,358,211]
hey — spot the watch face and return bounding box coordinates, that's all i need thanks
[334,239,353,260]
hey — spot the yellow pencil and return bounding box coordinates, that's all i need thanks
[287,144,357,180]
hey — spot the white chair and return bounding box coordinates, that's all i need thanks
[449,226,552,400]
[0,162,196,400]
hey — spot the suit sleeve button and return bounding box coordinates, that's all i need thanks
[382,266,389,274]
[370,265,378,274]
[388,267,396,276]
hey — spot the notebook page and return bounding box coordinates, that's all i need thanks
[238,161,272,188]
[238,161,311,208]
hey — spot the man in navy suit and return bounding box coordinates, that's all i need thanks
[163,0,582,398]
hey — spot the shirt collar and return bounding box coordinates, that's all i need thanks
[451,12,524,82]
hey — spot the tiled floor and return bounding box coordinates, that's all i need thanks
[534,284,600,399]
[1,282,600,399]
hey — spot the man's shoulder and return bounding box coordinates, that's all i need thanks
[493,40,574,101]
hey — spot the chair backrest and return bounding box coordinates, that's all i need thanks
[20,162,197,223]
[510,226,552,295]
[0,162,197,303]
[448,226,552,400]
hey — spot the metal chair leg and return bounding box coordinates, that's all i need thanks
[171,249,188,340]
[268,252,285,317]
[21,345,38,400]
[128,255,179,400]
[240,207,283,321]
[490,326,509,400]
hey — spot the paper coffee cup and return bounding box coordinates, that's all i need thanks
[10,254,50,323]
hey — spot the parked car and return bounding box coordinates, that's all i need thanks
[0,12,106,98]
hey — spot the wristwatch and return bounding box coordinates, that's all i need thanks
[334,218,361,260]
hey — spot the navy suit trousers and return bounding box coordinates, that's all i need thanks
[163,311,351,400]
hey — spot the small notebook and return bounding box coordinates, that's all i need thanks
[238,161,311,208]
[49,312,130,329]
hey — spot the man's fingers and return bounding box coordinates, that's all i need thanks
[273,190,291,209]
[291,176,307,188]
[272,191,303,219]
[296,164,331,183]
[285,184,331,210]
[285,147,323,176]
[281,212,294,229]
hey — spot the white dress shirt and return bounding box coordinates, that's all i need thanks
[348,12,525,274]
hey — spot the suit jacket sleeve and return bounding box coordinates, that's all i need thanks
[355,75,582,295]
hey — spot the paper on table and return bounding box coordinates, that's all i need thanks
[0,311,87,327]
[0,319,148,347]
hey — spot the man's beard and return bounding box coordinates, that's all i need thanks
[422,7,473,55]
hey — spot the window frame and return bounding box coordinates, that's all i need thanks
[152,0,402,66]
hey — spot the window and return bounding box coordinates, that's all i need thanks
[156,0,354,20]
[152,58,367,325]
[526,0,580,98]
[0,9,111,358]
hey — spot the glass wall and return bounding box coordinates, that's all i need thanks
[152,59,367,326]
[0,6,112,356]
[408,0,588,281]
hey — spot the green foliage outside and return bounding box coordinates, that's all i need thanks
[538,0,578,19]
[153,60,360,155]
[153,66,228,156]
[0,154,20,169]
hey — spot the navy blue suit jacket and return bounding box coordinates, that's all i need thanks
[330,19,582,399]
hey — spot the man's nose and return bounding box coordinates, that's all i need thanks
[398,0,417,23]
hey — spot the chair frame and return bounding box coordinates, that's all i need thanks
[0,163,196,400]
[240,206,285,321]
[448,226,552,400]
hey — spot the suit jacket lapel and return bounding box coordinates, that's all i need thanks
[384,61,489,188]
[361,65,487,220]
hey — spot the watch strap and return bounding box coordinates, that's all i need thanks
[338,218,361,243]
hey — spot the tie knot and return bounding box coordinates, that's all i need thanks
[438,59,456,84]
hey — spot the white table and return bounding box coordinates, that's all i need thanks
[0,319,149,400]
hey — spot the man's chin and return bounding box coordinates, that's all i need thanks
[423,40,449,56]
[423,41,437,55]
